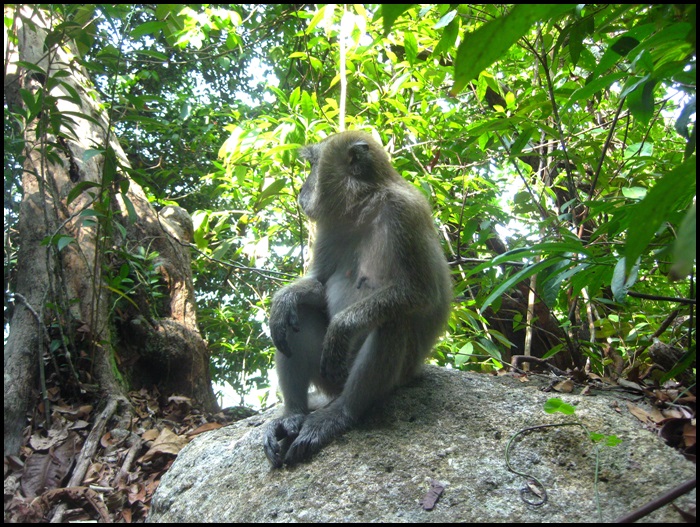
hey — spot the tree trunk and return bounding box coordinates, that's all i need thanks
[4,5,217,457]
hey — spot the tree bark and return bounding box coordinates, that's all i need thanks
[4,6,217,456]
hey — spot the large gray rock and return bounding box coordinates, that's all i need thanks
[148,366,695,522]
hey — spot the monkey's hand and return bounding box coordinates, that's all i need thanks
[269,279,326,357]
[284,405,353,466]
[263,414,306,469]
[320,318,350,385]
[269,289,302,357]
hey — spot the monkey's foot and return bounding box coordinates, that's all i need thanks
[263,414,306,469]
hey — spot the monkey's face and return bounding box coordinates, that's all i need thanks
[298,143,321,219]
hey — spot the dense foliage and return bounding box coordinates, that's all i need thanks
[5,4,696,406]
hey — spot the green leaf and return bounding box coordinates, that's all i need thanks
[434,10,457,30]
[130,21,166,39]
[480,258,561,312]
[543,397,576,415]
[121,192,138,224]
[610,36,639,56]
[626,77,657,124]
[306,4,332,35]
[510,127,535,158]
[621,186,647,199]
[476,337,503,360]
[403,30,417,64]
[104,285,139,309]
[538,258,573,308]
[15,60,47,75]
[605,435,622,447]
[60,110,107,132]
[67,181,102,205]
[40,234,74,252]
[674,98,696,139]
[660,349,696,384]
[254,179,287,210]
[541,343,565,360]
[634,22,692,54]
[625,156,696,274]
[434,17,459,56]
[589,432,605,442]
[56,80,82,106]
[565,72,627,109]
[192,210,210,250]
[611,257,639,303]
[670,203,696,280]
[380,4,415,35]
[588,25,655,82]
[452,4,575,95]
[456,341,474,367]
[19,88,42,118]
[56,235,74,252]
[567,16,589,66]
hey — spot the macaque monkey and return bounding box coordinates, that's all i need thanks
[264,131,452,468]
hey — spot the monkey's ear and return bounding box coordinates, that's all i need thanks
[347,141,372,179]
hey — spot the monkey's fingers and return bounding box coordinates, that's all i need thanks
[284,430,325,466]
[263,430,284,469]
[283,415,339,466]
[286,306,300,332]
[263,419,293,468]
[275,338,293,357]
[264,415,307,468]
[270,324,293,357]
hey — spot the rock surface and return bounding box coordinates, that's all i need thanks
[148,366,695,522]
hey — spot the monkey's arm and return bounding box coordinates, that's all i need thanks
[269,277,326,356]
[319,283,417,382]
[320,216,446,383]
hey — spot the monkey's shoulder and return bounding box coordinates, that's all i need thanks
[385,179,432,212]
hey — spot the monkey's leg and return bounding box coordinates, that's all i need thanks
[284,327,406,465]
[264,305,327,468]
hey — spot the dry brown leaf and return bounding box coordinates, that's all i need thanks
[142,429,160,441]
[187,422,223,438]
[682,421,696,448]
[553,379,574,393]
[626,402,653,424]
[141,428,188,462]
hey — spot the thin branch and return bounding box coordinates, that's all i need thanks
[627,291,696,305]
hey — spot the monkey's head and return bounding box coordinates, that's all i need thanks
[298,131,396,222]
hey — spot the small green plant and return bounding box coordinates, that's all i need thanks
[505,397,621,520]
[105,245,166,319]
[543,397,622,447]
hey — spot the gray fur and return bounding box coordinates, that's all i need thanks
[264,131,452,468]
